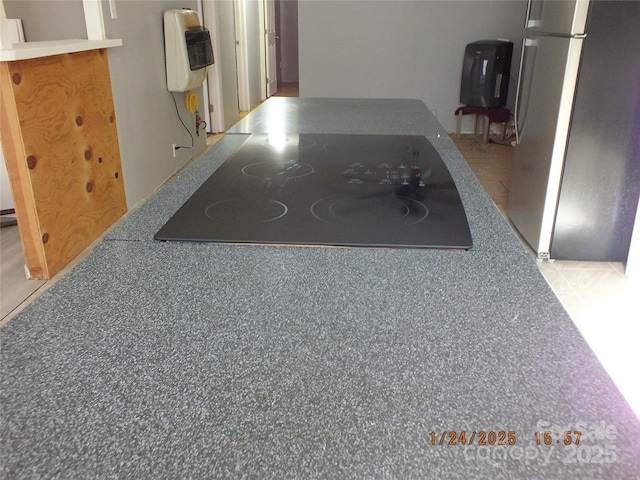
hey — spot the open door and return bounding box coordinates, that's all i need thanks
[202,0,240,131]
[265,0,278,97]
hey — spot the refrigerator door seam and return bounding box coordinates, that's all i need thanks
[537,36,584,256]
[524,0,534,28]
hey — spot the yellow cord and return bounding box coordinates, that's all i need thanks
[185,91,198,114]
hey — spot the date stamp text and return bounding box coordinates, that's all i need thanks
[430,419,619,466]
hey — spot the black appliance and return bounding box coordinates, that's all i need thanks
[155,134,473,250]
[186,27,214,70]
[460,40,513,108]
[508,0,640,261]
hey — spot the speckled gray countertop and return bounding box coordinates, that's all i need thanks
[2,98,639,479]
[226,98,448,138]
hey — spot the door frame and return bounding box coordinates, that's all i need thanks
[234,0,250,112]
[202,0,227,132]
[258,0,268,100]
[260,0,277,98]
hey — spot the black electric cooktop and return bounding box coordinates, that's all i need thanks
[155,134,473,249]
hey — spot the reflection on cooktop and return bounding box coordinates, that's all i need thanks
[155,133,472,249]
[241,160,315,180]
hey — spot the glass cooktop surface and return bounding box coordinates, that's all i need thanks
[154,134,473,249]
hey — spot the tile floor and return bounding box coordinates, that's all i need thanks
[538,259,639,419]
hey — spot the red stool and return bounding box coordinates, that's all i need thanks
[455,106,511,144]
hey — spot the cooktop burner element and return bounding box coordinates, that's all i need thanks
[204,199,288,223]
[310,194,429,227]
[155,133,473,249]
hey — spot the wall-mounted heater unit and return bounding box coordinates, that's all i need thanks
[163,9,214,92]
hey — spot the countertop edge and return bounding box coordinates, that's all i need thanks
[0,39,122,61]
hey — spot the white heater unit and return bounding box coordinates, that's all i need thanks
[163,9,214,92]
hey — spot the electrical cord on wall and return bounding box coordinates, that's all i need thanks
[171,92,194,151]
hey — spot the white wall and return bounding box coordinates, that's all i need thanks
[626,198,640,285]
[4,0,86,40]
[298,0,526,132]
[102,0,207,207]
[0,149,13,212]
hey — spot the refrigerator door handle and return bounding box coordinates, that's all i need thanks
[533,31,587,39]
[514,38,536,144]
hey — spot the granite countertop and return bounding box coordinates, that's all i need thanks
[1,98,639,478]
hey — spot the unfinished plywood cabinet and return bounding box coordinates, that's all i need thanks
[0,48,127,279]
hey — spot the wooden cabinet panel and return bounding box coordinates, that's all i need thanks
[1,49,127,279]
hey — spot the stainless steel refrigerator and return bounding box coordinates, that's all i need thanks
[508,0,640,262]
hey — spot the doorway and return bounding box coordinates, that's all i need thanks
[202,0,240,132]
[202,0,298,133]
[273,0,299,97]
[263,0,299,98]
